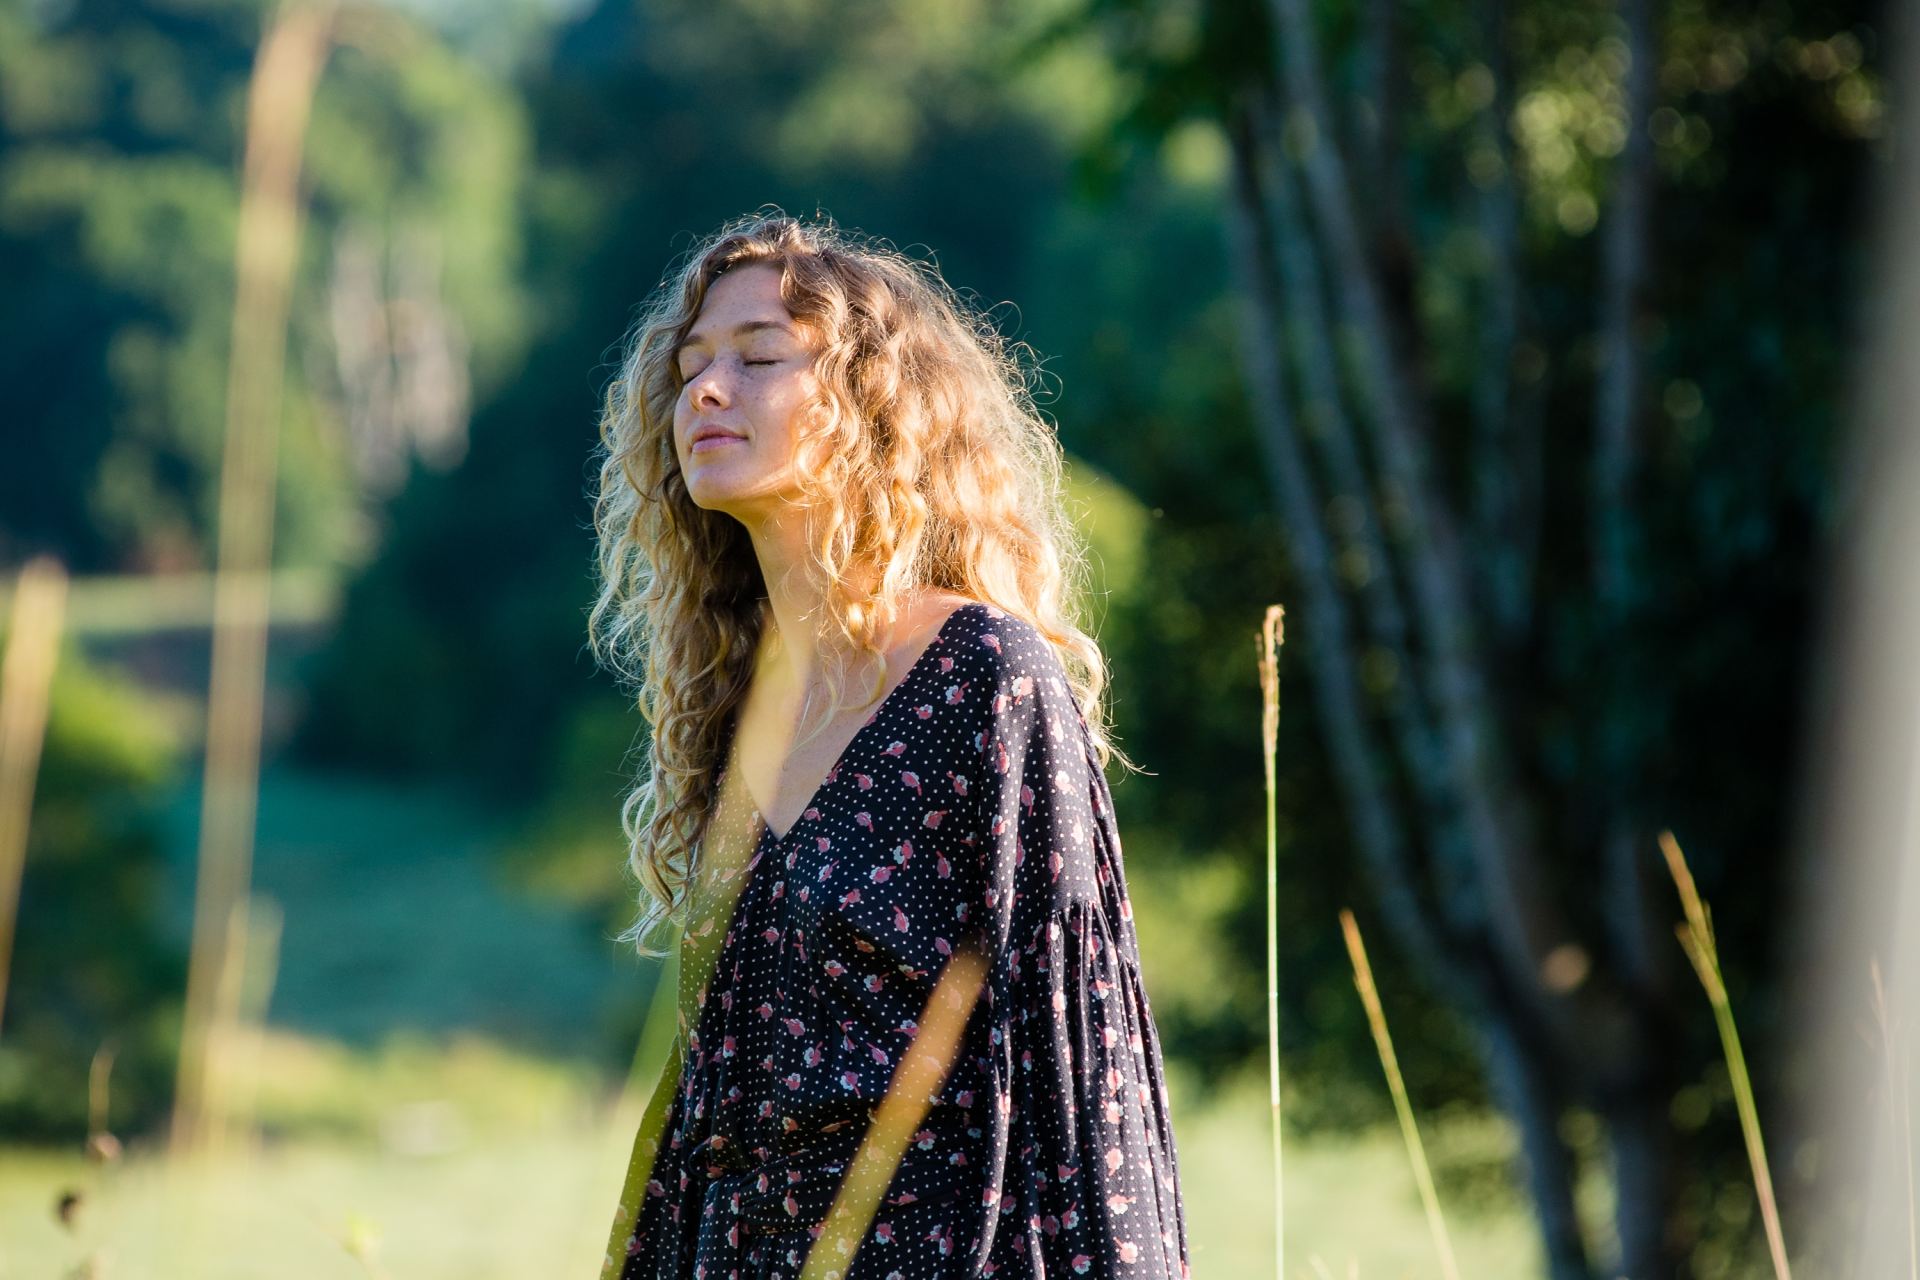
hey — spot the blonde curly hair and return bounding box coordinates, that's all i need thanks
[587,207,1134,955]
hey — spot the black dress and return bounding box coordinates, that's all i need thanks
[611,600,1190,1279]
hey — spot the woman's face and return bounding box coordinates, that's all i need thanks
[672,263,822,520]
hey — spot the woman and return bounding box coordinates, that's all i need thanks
[591,209,1190,1279]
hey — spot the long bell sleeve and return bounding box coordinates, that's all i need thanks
[958,611,1191,1279]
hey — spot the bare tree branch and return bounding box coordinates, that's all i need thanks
[1247,96,1468,926]
[1470,0,1532,645]
[1263,0,1572,1017]
[1223,96,1467,994]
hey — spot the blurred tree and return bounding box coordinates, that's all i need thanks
[0,0,532,574]
[1045,0,1884,1274]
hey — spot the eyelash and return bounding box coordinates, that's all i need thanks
[678,357,778,381]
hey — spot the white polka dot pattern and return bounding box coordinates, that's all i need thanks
[618,601,1191,1279]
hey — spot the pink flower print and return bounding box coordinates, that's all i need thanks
[892,905,911,932]
[1057,1163,1079,1181]
[1011,674,1034,700]
[870,865,892,883]
[839,889,862,907]
[823,958,846,977]
[1106,1098,1124,1123]
[762,927,781,944]
[1072,1256,1093,1274]
[870,1044,890,1064]
[839,1071,861,1092]
[756,1002,775,1020]
[783,1073,802,1090]
[814,833,830,851]
[863,973,885,993]
[937,853,952,879]
[719,1036,737,1058]
[1021,782,1035,811]
[922,809,946,828]
[1102,1024,1118,1048]
[1050,849,1063,880]
[944,681,970,704]
[952,1089,974,1107]
[1062,1205,1081,1229]
[784,1191,800,1217]
[1105,1146,1125,1173]
[914,1128,937,1149]
[856,811,875,830]
[771,880,785,900]
[935,936,952,956]
[938,655,955,673]
[782,1017,806,1036]
[854,772,874,790]
[1107,1066,1124,1092]
[1117,1241,1140,1263]
[901,769,923,795]
[981,632,1001,653]
[892,841,914,866]
[804,1045,824,1067]
[950,772,969,795]
[818,859,838,883]
[914,703,934,720]
[1107,1193,1134,1216]
[882,740,908,758]
[874,1222,894,1244]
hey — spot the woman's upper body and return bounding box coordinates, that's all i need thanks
[618,598,1189,1278]
[589,209,1189,1277]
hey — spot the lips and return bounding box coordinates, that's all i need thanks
[691,426,748,454]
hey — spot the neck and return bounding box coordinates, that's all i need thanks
[742,507,886,693]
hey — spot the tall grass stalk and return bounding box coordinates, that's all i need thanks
[1870,958,1917,1280]
[802,946,989,1280]
[0,555,67,1040]
[173,0,337,1159]
[1257,604,1288,1279]
[1657,828,1791,1280]
[1338,908,1460,1280]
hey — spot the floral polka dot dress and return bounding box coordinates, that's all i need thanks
[611,601,1191,1279]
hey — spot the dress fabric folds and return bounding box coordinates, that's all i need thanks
[616,600,1190,1279]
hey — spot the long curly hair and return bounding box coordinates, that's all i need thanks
[588,207,1135,955]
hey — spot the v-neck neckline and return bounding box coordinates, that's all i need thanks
[725,600,984,846]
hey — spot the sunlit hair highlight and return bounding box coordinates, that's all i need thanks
[588,207,1133,955]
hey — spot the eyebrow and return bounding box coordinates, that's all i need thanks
[674,319,798,354]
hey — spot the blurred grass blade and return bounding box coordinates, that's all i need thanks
[172,0,337,1160]
[0,555,67,1042]
[1258,603,1287,1279]
[1658,828,1792,1280]
[1339,907,1461,1280]
[802,946,989,1279]
[1870,958,1917,1280]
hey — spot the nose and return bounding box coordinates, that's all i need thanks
[687,359,730,412]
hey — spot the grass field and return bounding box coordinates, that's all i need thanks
[5,764,1552,1278]
[3,1027,1544,1279]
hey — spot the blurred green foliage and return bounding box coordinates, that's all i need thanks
[0,14,1888,1267]
[0,643,188,1141]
